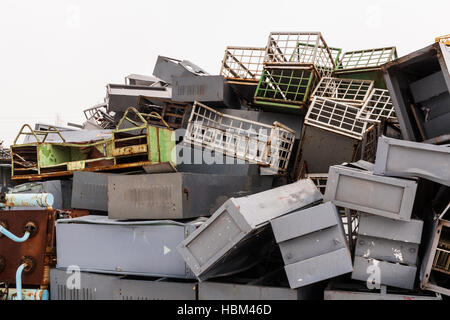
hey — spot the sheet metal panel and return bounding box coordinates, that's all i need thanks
[56,216,201,279]
[107,172,274,220]
[113,279,196,300]
[374,136,450,186]
[352,256,417,290]
[284,248,353,289]
[324,166,417,221]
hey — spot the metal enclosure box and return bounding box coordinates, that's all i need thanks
[352,213,423,290]
[177,180,323,281]
[197,282,315,300]
[50,268,116,300]
[56,216,201,279]
[324,166,417,221]
[106,84,171,112]
[355,213,423,266]
[382,42,450,142]
[50,269,197,300]
[107,172,273,220]
[0,164,12,188]
[352,256,418,290]
[71,171,116,212]
[173,75,240,109]
[374,136,450,186]
[270,202,353,288]
[152,56,208,84]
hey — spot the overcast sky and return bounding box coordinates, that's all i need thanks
[0,0,448,146]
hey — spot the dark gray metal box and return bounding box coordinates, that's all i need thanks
[152,56,208,84]
[172,75,241,109]
[113,279,196,300]
[107,172,273,220]
[56,215,202,279]
[106,84,171,112]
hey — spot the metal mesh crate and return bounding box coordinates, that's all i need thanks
[311,77,374,106]
[264,32,336,76]
[254,64,319,111]
[183,102,296,173]
[83,103,115,129]
[220,47,266,82]
[305,97,368,140]
[306,173,328,195]
[356,89,397,123]
[336,47,398,70]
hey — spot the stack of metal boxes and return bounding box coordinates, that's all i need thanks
[1,32,449,300]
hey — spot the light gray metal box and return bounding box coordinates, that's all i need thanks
[172,75,241,109]
[152,55,208,84]
[324,165,418,221]
[56,215,202,279]
[113,279,196,300]
[356,213,423,266]
[50,268,116,300]
[374,136,450,186]
[324,282,442,300]
[177,179,323,281]
[107,172,273,220]
[197,282,314,300]
[106,84,172,112]
[71,172,117,212]
[271,202,352,289]
[352,256,418,290]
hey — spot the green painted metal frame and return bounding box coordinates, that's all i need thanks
[10,108,176,180]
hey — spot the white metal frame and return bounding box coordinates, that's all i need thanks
[356,89,397,123]
[305,97,368,140]
[311,77,374,106]
[220,46,266,81]
[184,101,296,173]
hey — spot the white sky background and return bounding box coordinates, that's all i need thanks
[0,0,448,146]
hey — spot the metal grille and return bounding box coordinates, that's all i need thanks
[311,77,374,106]
[306,173,328,194]
[433,228,450,275]
[83,103,116,129]
[0,142,10,161]
[254,64,318,108]
[220,47,266,81]
[305,97,368,140]
[184,102,296,172]
[360,123,381,163]
[264,32,335,74]
[356,89,397,123]
[336,47,398,70]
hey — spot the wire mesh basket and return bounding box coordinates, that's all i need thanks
[220,46,266,82]
[311,77,374,106]
[356,89,397,123]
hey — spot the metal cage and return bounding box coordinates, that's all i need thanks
[220,47,266,82]
[336,47,398,70]
[183,101,296,173]
[356,89,397,123]
[305,97,369,140]
[311,77,374,106]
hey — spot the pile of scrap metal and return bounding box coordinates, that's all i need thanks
[0,32,449,300]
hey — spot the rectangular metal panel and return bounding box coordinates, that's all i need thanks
[285,248,353,289]
[106,84,172,112]
[324,166,417,221]
[152,56,208,84]
[50,268,116,300]
[352,256,417,290]
[198,282,304,300]
[300,125,360,174]
[56,215,198,279]
[358,212,423,244]
[410,71,447,103]
[172,75,240,109]
[107,172,273,220]
[71,171,115,212]
[374,136,450,186]
[113,279,196,300]
[177,180,323,280]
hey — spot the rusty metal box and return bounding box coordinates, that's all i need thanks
[324,165,418,221]
[107,172,273,220]
[56,215,202,279]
